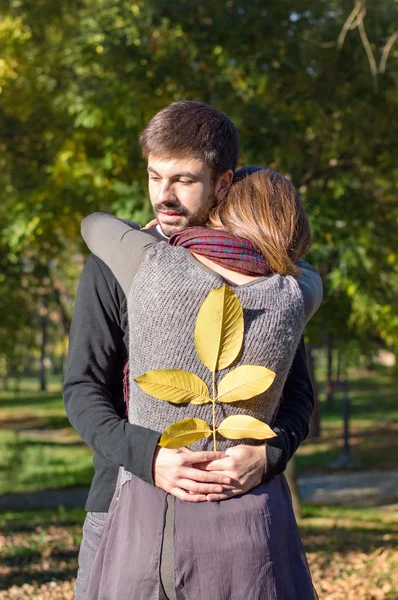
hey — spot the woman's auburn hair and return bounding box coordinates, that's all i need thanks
[207,169,311,276]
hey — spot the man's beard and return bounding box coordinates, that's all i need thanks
[153,196,215,238]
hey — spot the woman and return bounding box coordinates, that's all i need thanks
[82,167,321,600]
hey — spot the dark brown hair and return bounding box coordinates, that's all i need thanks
[208,168,311,276]
[139,101,239,178]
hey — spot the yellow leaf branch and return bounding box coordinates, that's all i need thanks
[135,285,277,451]
[135,369,210,405]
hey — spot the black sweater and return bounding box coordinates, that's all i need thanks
[63,254,314,512]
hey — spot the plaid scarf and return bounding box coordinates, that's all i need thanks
[169,227,272,276]
[123,226,272,414]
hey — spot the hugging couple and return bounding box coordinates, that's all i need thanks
[64,100,322,599]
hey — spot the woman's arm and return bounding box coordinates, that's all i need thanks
[296,259,323,324]
[81,213,159,296]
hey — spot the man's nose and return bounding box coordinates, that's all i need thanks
[157,180,174,202]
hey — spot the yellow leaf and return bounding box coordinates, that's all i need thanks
[217,415,277,441]
[195,285,244,372]
[135,370,210,404]
[217,366,276,403]
[159,418,212,449]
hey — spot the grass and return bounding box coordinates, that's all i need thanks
[0,370,397,598]
[0,503,396,599]
[0,378,94,495]
[0,368,397,494]
[296,368,398,476]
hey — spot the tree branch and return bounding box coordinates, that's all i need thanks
[337,0,366,50]
[380,30,398,74]
[357,8,378,92]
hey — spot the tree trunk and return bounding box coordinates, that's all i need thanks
[336,349,342,385]
[15,369,22,399]
[52,281,71,335]
[325,332,334,409]
[39,316,48,392]
[2,369,9,392]
[307,344,321,438]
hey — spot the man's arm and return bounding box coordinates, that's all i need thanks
[63,254,230,500]
[264,336,314,477]
[63,254,160,483]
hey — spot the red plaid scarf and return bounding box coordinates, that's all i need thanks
[169,227,271,276]
[123,226,271,414]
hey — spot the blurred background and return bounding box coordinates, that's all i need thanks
[0,1,397,598]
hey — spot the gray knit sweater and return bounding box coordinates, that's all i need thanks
[81,213,322,452]
[128,242,306,450]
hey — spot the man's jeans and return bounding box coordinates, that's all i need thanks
[75,511,108,599]
[75,510,174,600]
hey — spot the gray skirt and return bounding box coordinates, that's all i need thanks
[86,472,317,600]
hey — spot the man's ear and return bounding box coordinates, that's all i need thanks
[214,170,233,203]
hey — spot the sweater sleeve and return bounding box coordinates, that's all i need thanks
[81,213,159,296]
[264,336,314,478]
[62,254,160,483]
[296,259,323,324]
[264,261,320,477]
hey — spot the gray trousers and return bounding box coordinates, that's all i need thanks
[76,512,108,600]
[76,511,173,600]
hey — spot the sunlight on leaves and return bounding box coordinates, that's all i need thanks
[194,285,243,372]
[135,370,210,404]
[159,418,212,448]
[136,286,278,450]
[217,365,276,403]
[217,415,277,440]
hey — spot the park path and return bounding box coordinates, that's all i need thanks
[298,469,398,507]
[0,470,397,511]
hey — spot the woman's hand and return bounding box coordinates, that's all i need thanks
[194,444,266,501]
[153,446,231,502]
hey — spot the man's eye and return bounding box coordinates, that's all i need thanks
[179,179,193,185]
[149,176,161,181]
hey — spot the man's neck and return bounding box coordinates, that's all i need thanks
[156,224,169,239]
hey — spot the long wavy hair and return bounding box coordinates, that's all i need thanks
[207,166,311,276]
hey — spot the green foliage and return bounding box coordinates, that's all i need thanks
[0,0,397,366]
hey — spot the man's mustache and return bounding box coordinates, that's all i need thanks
[154,203,188,216]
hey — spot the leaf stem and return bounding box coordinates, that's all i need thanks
[212,370,217,451]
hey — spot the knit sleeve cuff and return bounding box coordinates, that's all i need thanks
[124,424,161,485]
[263,427,287,480]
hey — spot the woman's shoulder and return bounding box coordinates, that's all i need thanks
[144,240,188,261]
[235,264,320,324]
[295,259,323,323]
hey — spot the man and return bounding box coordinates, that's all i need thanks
[63,101,315,598]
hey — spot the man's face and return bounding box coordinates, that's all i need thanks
[147,156,217,237]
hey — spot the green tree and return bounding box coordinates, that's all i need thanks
[0,0,397,390]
